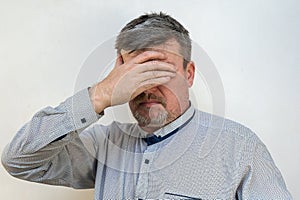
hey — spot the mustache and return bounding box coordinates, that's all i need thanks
[133,92,166,107]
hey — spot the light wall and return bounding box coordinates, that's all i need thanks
[0,0,299,199]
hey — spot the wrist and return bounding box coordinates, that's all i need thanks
[88,83,111,113]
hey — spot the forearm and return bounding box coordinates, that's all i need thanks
[1,88,100,188]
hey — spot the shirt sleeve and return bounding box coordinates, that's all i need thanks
[1,88,102,189]
[237,136,293,199]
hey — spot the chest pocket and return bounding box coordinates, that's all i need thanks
[163,192,203,200]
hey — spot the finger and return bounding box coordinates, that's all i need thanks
[131,76,172,99]
[132,51,166,64]
[140,76,173,88]
[140,70,176,81]
[137,61,176,73]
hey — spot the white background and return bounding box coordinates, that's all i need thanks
[0,0,299,199]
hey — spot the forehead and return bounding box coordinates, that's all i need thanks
[121,39,182,58]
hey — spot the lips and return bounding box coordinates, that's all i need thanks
[139,100,162,107]
[133,93,166,108]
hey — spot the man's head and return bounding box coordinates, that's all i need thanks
[115,12,195,132]
[115,12,191,67]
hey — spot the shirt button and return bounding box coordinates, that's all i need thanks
[81,118,86,123]
[144,159,150,164]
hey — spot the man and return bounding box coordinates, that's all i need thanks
[2,12,292,199]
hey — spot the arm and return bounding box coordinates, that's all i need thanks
[2,51,176,188]
[1,89,100,188]
[237,136,293,199]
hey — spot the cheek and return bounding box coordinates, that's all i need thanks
[161,74,189,106]
[129,101,137,112]
[160,84,183,108]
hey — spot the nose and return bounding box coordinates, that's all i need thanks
[144,87,158,94]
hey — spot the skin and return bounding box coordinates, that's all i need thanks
[89,39,195,133]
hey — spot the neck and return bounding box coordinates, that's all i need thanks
[140,125,162,133]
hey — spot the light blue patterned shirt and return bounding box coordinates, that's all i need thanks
[2,89,292,199]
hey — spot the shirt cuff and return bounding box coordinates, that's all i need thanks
[64,88,103,130]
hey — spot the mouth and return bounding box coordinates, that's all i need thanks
[139,100,163,107]
[133,93,167,108]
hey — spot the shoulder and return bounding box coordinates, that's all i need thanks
[191,109,266,165]
[193,109,261,145]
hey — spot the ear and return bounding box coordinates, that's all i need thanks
[185,61,195,87]
[114,53,124,68]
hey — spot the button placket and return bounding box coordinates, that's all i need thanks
[135,147,155,199]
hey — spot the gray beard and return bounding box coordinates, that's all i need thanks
[134,107,169,128]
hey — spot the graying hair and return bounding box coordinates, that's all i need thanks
[115,12,192,67]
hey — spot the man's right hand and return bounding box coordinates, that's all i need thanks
[88,51,176,113]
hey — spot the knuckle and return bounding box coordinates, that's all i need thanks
[142,51,151,58]
[134,81,140,89]
[149,60,159,66]
[145,51,152,56]
[151,70,158,77]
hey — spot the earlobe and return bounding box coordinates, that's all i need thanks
[186,61,195,87]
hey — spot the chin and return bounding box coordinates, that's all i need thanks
[134,107,168,127]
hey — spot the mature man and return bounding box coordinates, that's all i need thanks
[2,12,292,199]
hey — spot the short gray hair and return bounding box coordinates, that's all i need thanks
[115,12,192,67]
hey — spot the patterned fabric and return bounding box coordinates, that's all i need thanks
[2,89,292,199]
